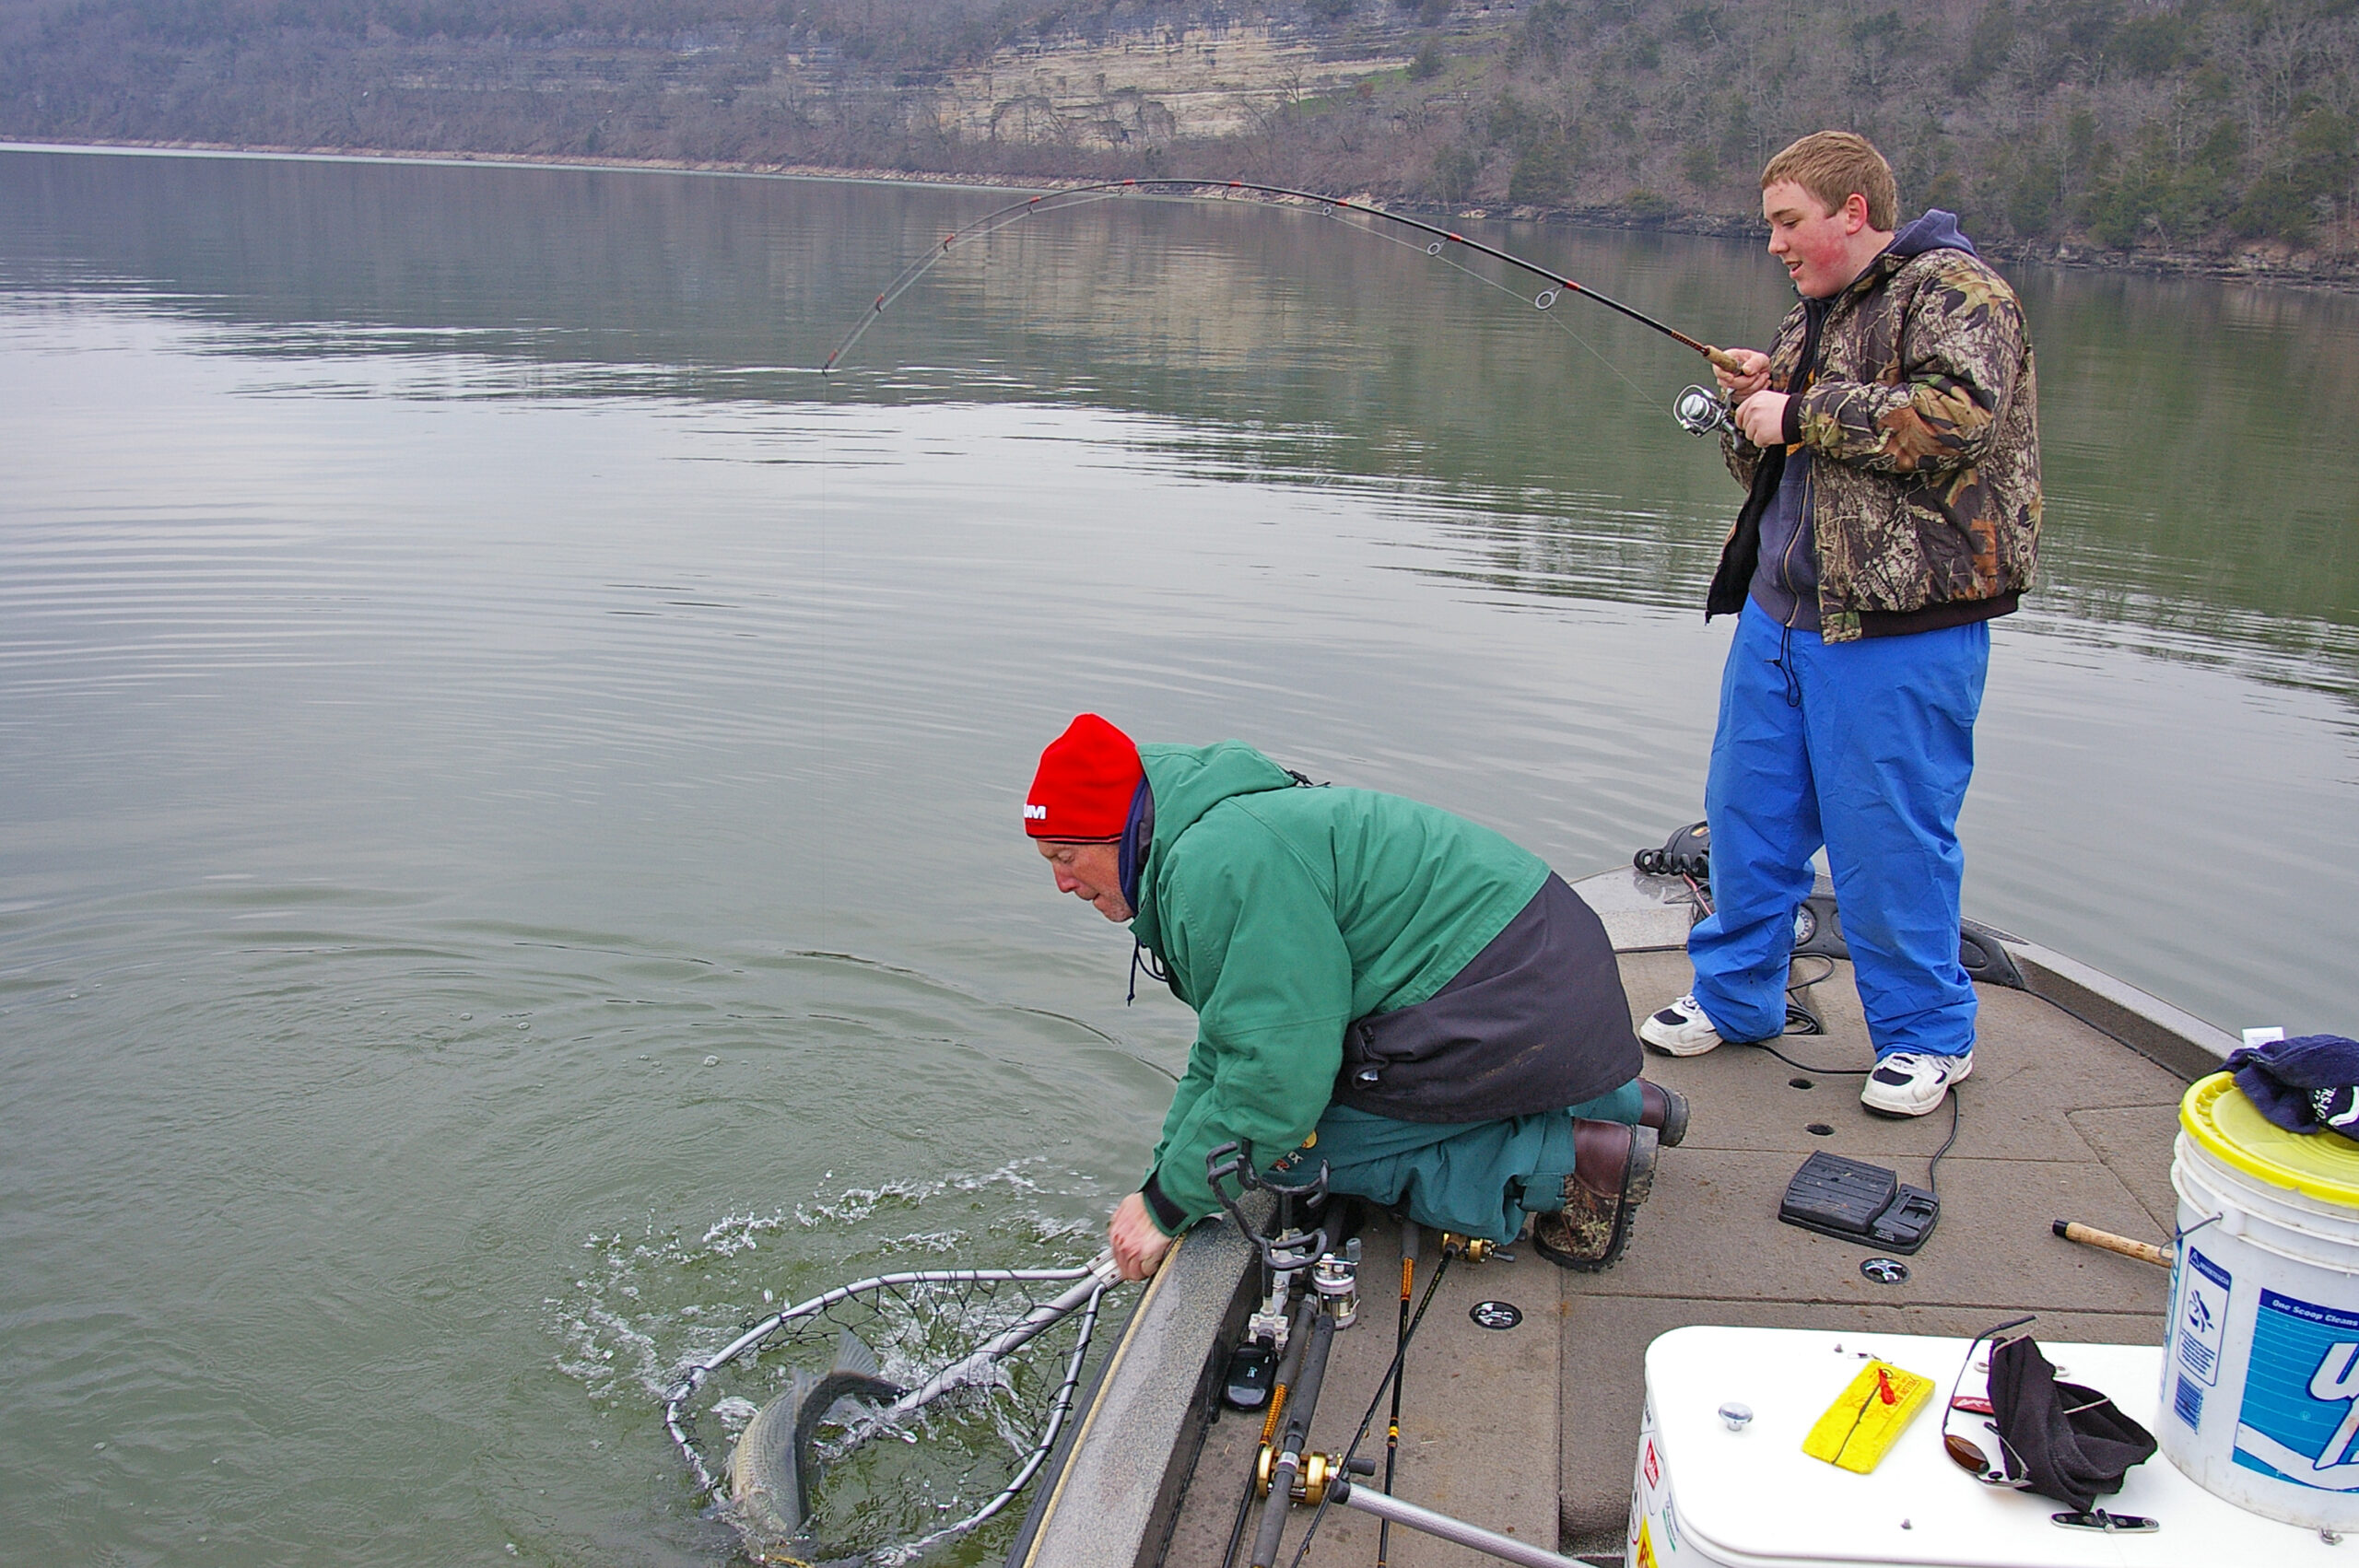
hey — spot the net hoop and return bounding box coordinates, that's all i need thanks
[663,1258,1121,1558]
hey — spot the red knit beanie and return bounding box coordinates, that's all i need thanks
[1026,714,1143,840]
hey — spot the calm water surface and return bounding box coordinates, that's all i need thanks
[3,145,2355,1565]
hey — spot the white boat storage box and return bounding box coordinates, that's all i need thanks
[1630,1325,2342,1568]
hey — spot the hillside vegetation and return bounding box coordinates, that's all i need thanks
[4,0,2353,267]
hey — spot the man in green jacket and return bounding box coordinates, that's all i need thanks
[1025,714,1684,1281]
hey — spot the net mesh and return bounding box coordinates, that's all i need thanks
[666,1264,1115,1564]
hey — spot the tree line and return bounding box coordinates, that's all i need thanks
[3,0,2353,262]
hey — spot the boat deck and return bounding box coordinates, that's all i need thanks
[1012,868,2236,1567]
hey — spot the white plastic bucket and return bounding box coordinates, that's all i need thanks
[2164,1071,2359,1528]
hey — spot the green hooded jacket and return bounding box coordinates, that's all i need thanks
[1127,741,1548,1232]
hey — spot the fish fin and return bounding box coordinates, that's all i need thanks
[831,1328,882,1379]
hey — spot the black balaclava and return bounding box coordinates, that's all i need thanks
[1988,1334,2157,1511]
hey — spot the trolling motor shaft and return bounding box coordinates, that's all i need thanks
[1328,1477,1588,1568]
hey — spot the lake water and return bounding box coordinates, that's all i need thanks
[2,144,2354,1565]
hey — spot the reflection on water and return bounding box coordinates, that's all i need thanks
[1,145,2354,1564]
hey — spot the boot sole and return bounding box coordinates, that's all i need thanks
[1645,1087,1690,1148]
[1534,1125,1660,1272]
[1623,1124,1661,1206]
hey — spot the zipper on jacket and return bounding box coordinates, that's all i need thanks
[1777,459,1813,631]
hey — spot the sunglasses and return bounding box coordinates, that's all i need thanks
[1943,1316,2036,1486]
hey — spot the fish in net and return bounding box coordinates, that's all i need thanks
[666,1253,1124,1563]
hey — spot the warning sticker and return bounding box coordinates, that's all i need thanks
[2175,1246,2231,1387]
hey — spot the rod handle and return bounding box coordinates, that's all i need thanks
[1703,344,1749,375]
[2052,1220,2170,1268]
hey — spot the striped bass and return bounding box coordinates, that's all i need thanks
[726,1328,903,1557]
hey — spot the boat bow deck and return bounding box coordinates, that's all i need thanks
[1010,866,2232,1566]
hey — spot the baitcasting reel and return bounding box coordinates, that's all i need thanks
[1256,1445,1377,1503]
[1672,383,1734,439]
[1439,1231,1507,1262]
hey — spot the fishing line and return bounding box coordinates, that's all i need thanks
[823,186,1133,373]
[820,179,1744,391]
[1320,204,1672,417]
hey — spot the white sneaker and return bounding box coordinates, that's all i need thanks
[1861,1049,1974,1117]
[1640,994,1725,1057]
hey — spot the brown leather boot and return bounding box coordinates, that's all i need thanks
[1530,1120,1660,1271]
[1637,1081,1690,1148]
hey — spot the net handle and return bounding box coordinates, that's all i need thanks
[875,1251,1121,1423]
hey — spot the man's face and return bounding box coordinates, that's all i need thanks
[1762,180,1866,299]
[1037,840,1132,922]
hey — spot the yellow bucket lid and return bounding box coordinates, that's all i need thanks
[2182,1071,2359,1206]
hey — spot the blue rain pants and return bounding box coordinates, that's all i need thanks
[1262,1081,1644,1245]
[1688,599,1987,1059]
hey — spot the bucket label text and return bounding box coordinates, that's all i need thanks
[2234,1288,2359,1491]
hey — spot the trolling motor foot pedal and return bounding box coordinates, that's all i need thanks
[1778,1152,1940,1254]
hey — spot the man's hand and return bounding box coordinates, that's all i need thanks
[1735,389,1791,448]
[1109,1190,1176,1282]
[1712,348,1772,400]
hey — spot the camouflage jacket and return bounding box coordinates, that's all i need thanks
[1708,226,2041,642]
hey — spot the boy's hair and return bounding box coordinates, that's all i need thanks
[1761,132,1897,231]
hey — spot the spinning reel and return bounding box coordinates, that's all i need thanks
[1672,383,1735,438]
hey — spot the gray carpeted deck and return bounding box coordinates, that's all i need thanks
[1154,946,2188,1565]
[1555,947,2182,1556]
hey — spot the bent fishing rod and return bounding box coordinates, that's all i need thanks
[819,178,1749,380]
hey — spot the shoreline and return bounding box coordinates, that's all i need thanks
[10,135,2357,297]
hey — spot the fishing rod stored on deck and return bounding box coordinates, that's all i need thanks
[819,178,1750,387]
[1200,1142,1582,1566]
[1376,1216,1416,1568]
[1202,1140,1361,1568]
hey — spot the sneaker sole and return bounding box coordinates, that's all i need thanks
[1638,1022,1724,1057]
[1860,1058,1973,1118]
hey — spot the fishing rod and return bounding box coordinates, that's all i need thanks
[1376,1217,1416,1568]
[819,177,1750,380]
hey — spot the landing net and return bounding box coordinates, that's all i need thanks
[664,1258,1121,1562]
